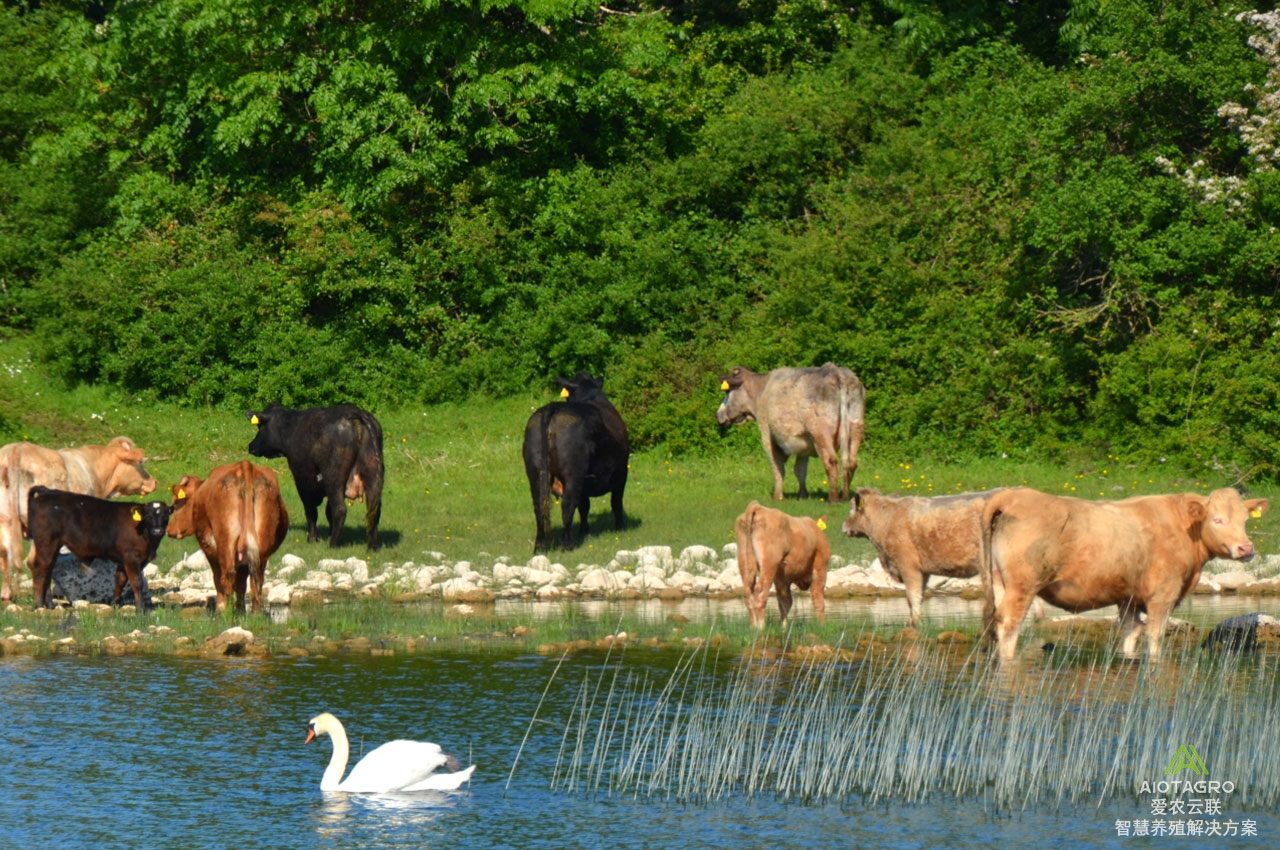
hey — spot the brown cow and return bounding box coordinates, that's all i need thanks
[982,487,1269,663]
[716,363,865,504]
[842,488,1005,625]
[167,460,289,612]
[0,436,156,603]
[734,500,830,628]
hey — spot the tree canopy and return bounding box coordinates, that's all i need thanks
[2,0,1278,476]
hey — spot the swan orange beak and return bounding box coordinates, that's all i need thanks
[305,727,316,745]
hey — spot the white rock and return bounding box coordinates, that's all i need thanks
[678,545,717,569]
[717,563,743,588]
[528,554,552,572]
[667,570,697,590]
[493,563,517,584]
[523,568,554,586]
[281,554,307,571]
[579,568,620,591]
[536,585,561,600]
[275,563,298,581]
[549,563,570,584]
[1213,571,1258,591]
[453,561,473,578]
[629,573,667,590]
[180,569,213,590]
[346,558,369,583]
[266,584,293,605]
[613,550,639,567]
[318,558,347,572]
[721,542,738,559]
[183,550,210,571]
[143,564,159,579]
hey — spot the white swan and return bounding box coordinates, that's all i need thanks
[306,712,476,793]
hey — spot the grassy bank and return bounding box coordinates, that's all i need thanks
[5,334,1277,577]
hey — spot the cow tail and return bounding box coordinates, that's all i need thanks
[352,411,384,545]
[838,372,866,498]
[235,461,257,572]
[736,503,762,595]
[979,499,1002,646]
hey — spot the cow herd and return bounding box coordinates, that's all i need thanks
[0,362,1271,663]
[0,404,384,613]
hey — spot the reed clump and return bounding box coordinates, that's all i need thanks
[541,631,1280,810]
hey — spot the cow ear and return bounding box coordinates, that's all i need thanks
[1187,499,1206,523]
[1247,498,1270,519]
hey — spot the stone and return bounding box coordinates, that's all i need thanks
[51,554,152,607]
[204,626,254,656]
[1212,570,1258,592]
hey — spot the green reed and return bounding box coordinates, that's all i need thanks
[541,631,1280,810]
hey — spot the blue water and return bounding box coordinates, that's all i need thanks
[2,612,1278,849]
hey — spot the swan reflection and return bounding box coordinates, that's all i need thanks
[312,787,466,839]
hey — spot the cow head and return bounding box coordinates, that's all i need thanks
[136,501,172,545]
[1196,488,1269,562]
[103,437,158,497]
[715,367,756,426]
[556,372,606,402]
[166,475,203,539]
[246,403,288,458]
[841,488,879,538]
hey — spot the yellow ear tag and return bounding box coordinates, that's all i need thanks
[1252,509,1262,519]
[720,380,730,391]
[132,509,142,521]
[250,414,260,425]
[560,388,570,399]
[177,488,187,500]
[817,518,827,531]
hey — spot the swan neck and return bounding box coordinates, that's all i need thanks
[320,721,349,791]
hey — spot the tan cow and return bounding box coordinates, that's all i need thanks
[167,460,289,612]
[981,487,1269,663]
[842,488,1004,625]
[0,437,156,603]
[716,363,865,504]
[734,501,830,628]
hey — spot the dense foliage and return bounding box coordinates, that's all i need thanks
[2,0,1278,475]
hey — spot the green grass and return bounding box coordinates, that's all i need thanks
[3,332,1279,576]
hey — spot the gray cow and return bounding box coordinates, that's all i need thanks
[716,363,865,504]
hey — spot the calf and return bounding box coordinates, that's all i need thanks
[25,486,170,609]
[735,500,830,628]
[167,461,289,613]
[246,403,383,550]
[0,436,156,602]
[522,372,630,553]
[982,487,1268,663]
[842,488,1004,625]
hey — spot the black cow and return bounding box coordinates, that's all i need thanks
[522,372,630,553]
[246,403,384,550]
[25,486,171,609]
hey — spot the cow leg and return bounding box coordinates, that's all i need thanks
[1117,602,1144,656]
[610,486,626,531]
[793,455,810,500]
[1143,598,1176,659]
[812,428,842,504]
[576,498,590,544]
[993,588,1036,664]
[234,565,249,614]
[119,563,146,612]
[841,420,864,502]
[775,579,794,628]
[0,514,22,602]
[249,560,265,613]
[764,430,788,500]
[325,496,348,548]
[29,547,56,609]
[302,498,321,544]
[811,558,828,626]
[559,488,580,549]
[901,566,925,627]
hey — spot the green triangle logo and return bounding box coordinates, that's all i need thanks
[1165,744,1208,776]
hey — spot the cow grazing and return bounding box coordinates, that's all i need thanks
[842,488,1005,626]
[716,363,865,504]
[522,372,630,553]
[982,487,1268,663]
[246,403,384,550]
[167,461,289,613]
[0,437,156,603]
[25,486,170,609]
[735,501,830,629]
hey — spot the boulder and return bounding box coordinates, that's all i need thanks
[50,554,152,607]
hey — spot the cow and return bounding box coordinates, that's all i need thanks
[734,500,830,629]
[981,487,1269,664]
[246,403,383,551]
[25,486,170,609]
[167,460,290,613]
[522,372,629,553]
[0,436,156,603]
[716,363,865,504]
[842,488,1005,626]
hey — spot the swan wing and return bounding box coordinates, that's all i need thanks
[338,740,450,793]
[401,763,476,792]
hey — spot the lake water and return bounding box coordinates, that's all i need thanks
[4,596,1280,849]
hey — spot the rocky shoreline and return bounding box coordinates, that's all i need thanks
[11,544,1280,611]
